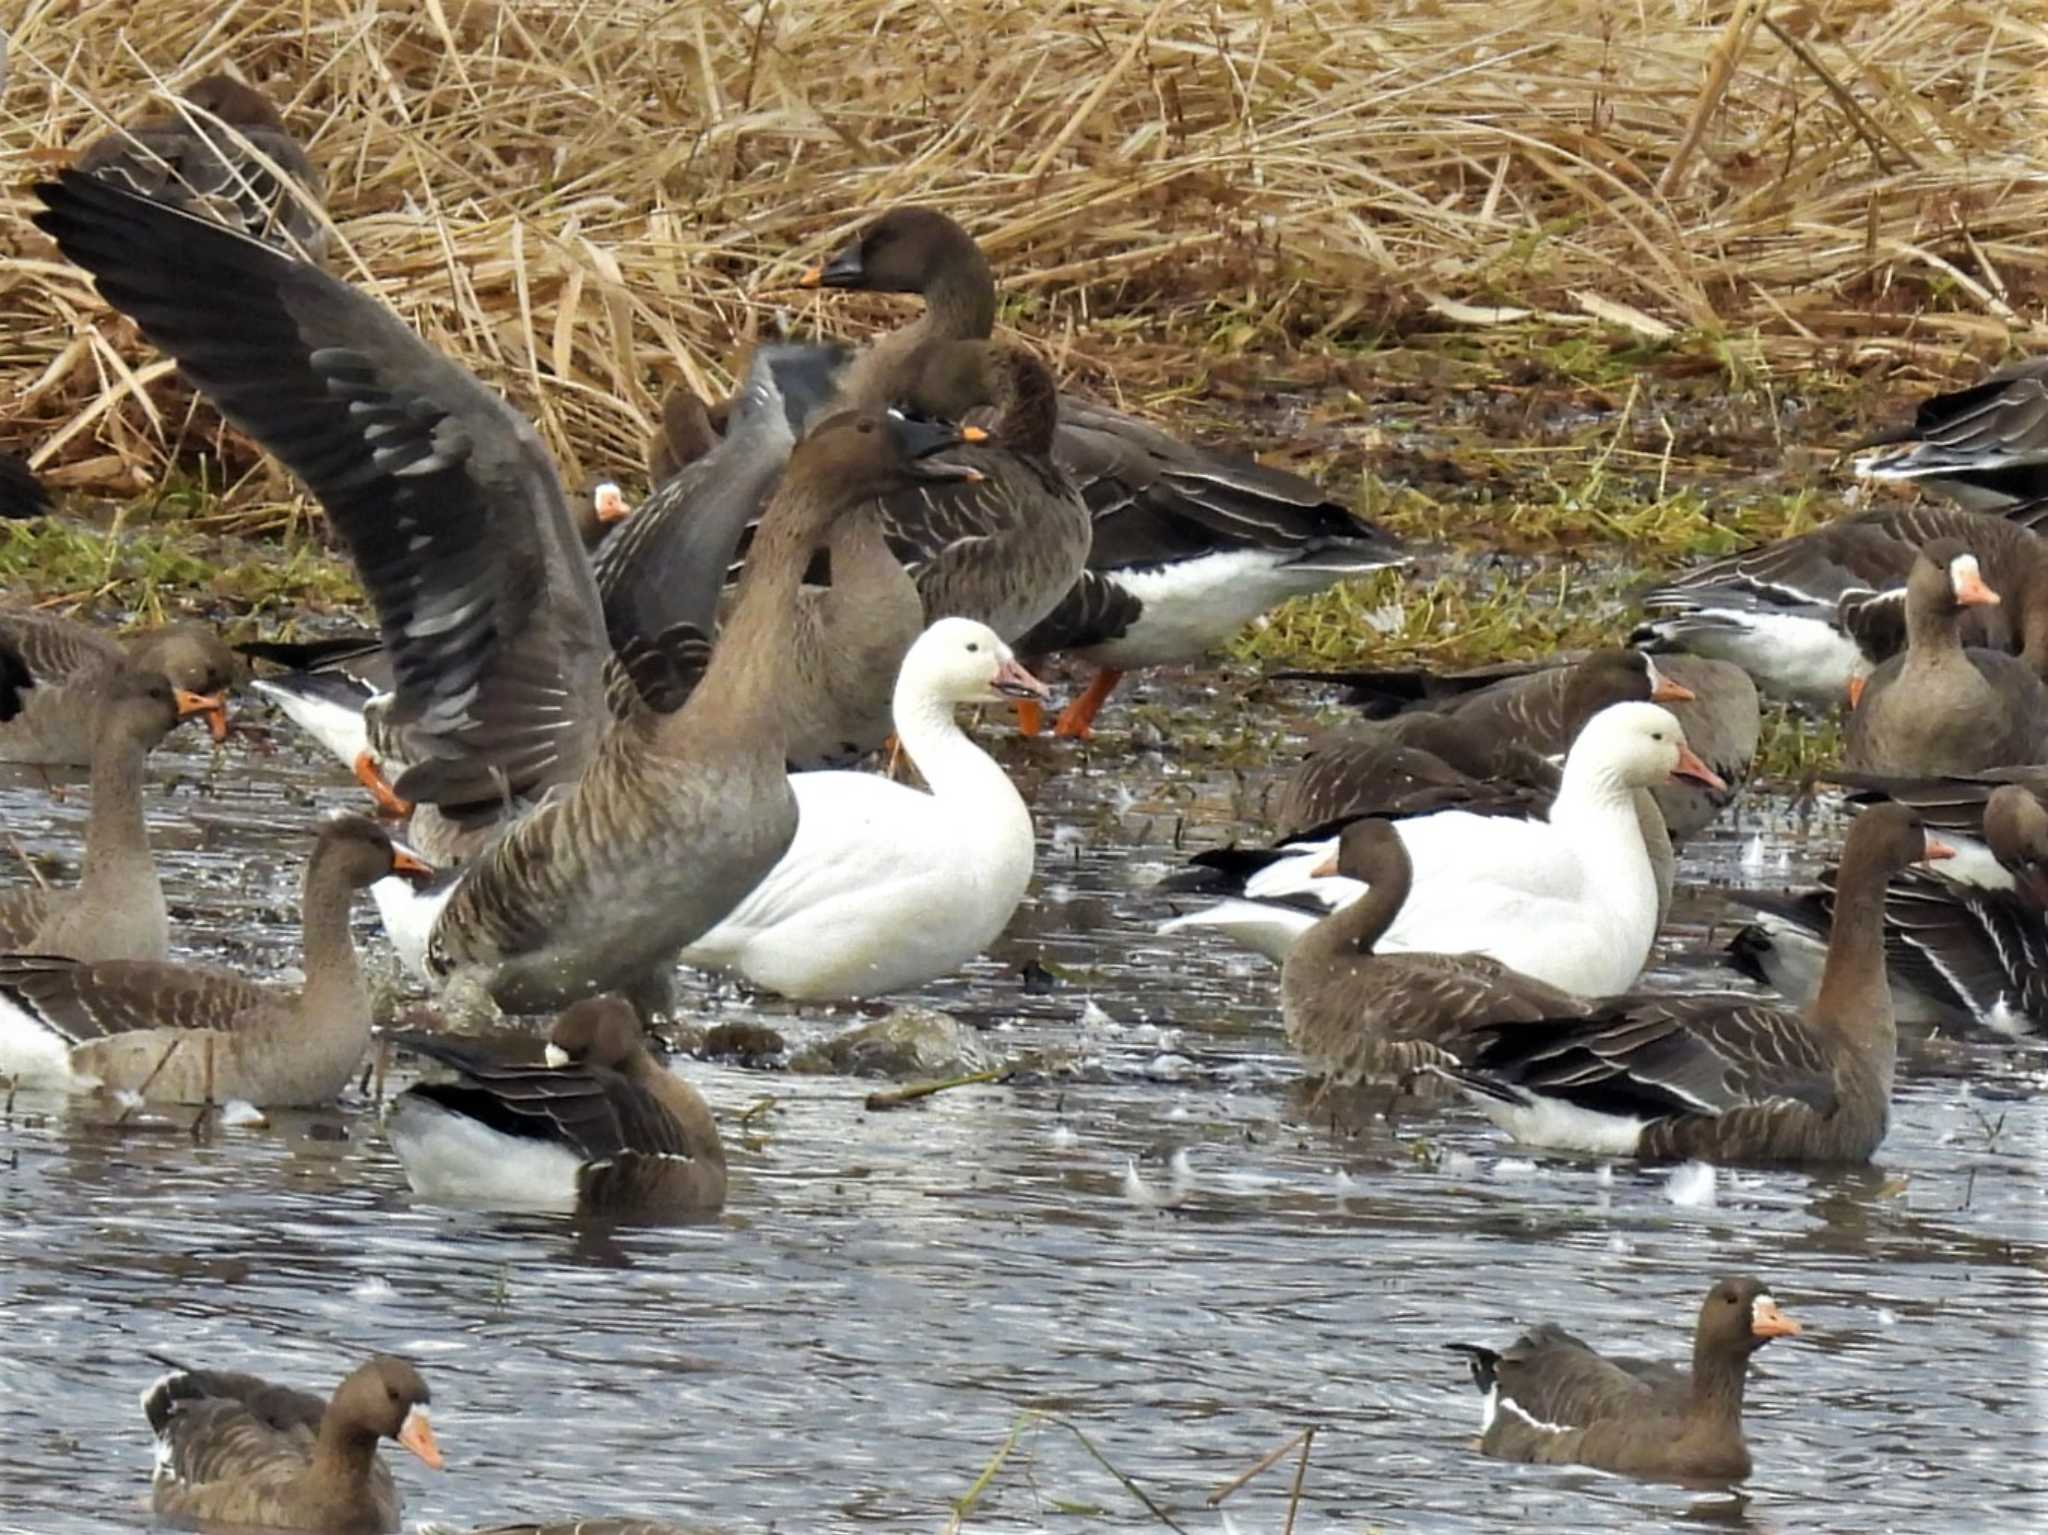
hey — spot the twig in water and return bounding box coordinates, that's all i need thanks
[1283,1424,1315,1535]
[116,1035,190,1124]
[864,1066,1012,1112]
[737,1095,779,1127]
[1208,1425,1313,1507]
[947,1410,1187,1533]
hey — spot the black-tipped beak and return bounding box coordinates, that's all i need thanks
[886,410,986,480]
[991,657,1051,702]
[810,241,865,290]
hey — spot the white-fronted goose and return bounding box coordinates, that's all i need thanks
[1633,504,2048,704]
[384,995,725,1215]
[1161,703,1724,994]
[1,452,50,519]
[1729,782,2048,1037]
[1447,1276,1801,1484]
[679,618,1048,999]
[77,73,326,259]
[1280,820,1601,1085]
[1439,803,1948,1164]
[1843,539,2048,774]
[802,205,1409,737]
[1853,356,2048,511]
[0,813,432,1103]
[0,669,217,963]
[143,1354,441,1533]
[0,609,232,764]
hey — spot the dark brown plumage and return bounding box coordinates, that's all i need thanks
[1855,355,2048,510]
[142,1354,441,1533]
[1448,1276,1801,1484]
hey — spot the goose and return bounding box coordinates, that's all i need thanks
[1447,1277,1801,1484]
[0,668,220,963]
[677,617,1048,999]
[1279,819,1603,1087]
[142,1354,441,1533]
[1632,504,2048,705]
[1842,539,2048,774]
[1852,356,2048,511]
[1435,803,1948,1164]
[76,73,327,259]
[0,813,432,1103]
[0,609,233,763]
[34,171,980,1017]
[1160,702,1724,994]
[1728,783,2048,1037]
[645,385,719,484]
[1,452,49,519]
[800,205,1409,737]
[384,995,726,1215]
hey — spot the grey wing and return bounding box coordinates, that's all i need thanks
[0,609,127,682]
[32,171,606,811]
[142,1362,327,1436]
[0,888,53,949]
[153,1396,316,1495]
[0,955,274,1045]
[395,1034,685,1162]
[1496,1326,1654,1428]
[79,115,325,259]
[1859,361,2048,475]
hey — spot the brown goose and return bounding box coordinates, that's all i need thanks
[384,995,726,1215]
[802,206,1408,737]
[0,813,432,1104]
[1279,820,1601,1086]
[143,1354,441,1533]
[1447,1276,1801,1484]
[1729,782,2048,1037]
[1843,538,2048,774]
[77,73,326,259]
[1438,803,1950,1164]
[0,609,233,764]
[645,386,719,485]
[0,669,219,963]
[1853,356,2048,511]
[1634,504,2048,705]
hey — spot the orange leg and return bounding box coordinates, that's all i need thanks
[1053,667,1125,739]
[1014,697,1046,735]
[353,751,414,819]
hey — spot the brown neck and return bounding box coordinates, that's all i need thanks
[80,727,153,891]
[1904,583,1964,660]
[308,1410,379,1490]
[1688,1336,1751,1424]
[298,849,367,1023]
[1812,844,1896,1039]
[993,353,1058,455]
[2018,561,2048,672]
[1294,842,1410,968]
[922,242,998,341]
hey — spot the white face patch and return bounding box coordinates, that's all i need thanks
[1949,553,1982,593]
[1642,654,1668,695]
[1751,1294,1778,1323]
[543,1043,571,1068]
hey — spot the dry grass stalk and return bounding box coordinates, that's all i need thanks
[0,0,2042,510]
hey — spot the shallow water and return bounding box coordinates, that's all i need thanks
[2,676,2044,1535]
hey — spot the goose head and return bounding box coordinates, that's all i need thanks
[1697,1276,1802,1360]
[88,666,222,753]
[1565,701,1727,793]
[1847,800,1955,877]
[331,1356,442,1469]
[1912,537,2001,615]
[180,74,291,133]
[543,994,644,1070]
[791,408,985,497]
[901,617,1050,708]
[314,812,436,891]
[802,206,984,296]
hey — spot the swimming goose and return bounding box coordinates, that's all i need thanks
[802,205,1408,737]
[678,617,1048,999]
[1842,539,2048,774]
[1438,803,1948,1164]
[1162,703,1724,994]
[1853,357,2048,511]
[1632,504,2048,704]
[1,453,49,520]
[142,1354,440,1533]
[0,813,432,1103]
[384,995,726,1215]
[77,73,326,259]
[34,167,611,856]
[0,610,233,763]
[1447,1277,1800,1485]
[1728,783,2048,1037]
[0,669,219,963]
[1279,819,1602,1086]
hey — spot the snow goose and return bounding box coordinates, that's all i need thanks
[0,669,220,963]
[1447,1276,1800,1485]
[801,205,1409,737]
[0,813,432,1103]
[384,996,725,1216]
[1632,504,2048,705]
[1437,803,1949,1164]
[35,171,979,1017]
[1843,538,2048,774]
[142,1354,440,1532]
[678,617,1048,999]
[1279,819,1602,1086]
[1162,702,1724,994]
[0,610,233,763]
[1728,783,2048,1036]
[76,73,327,260]
[1852,356,2048,511]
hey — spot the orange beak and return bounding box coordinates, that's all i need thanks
[798,263,823,288]
[1750,1297,1802,1340]
[1845,674,1866,710]
[1669,742,1728,793]
[396,1406,444,1470]
[389,848,437,884]
[960,424,991,444]
[1309,852,1339,878]
[1922,836,1958,862]
[1649,676,1695,704]
[593,484,631,525]
[175,689,231,741]
[1953,569,2001,608]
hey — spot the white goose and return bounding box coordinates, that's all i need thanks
[675,617,1048,999]
[1158,702,1725,996]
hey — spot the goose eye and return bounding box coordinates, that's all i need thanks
[966,642,980,653]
